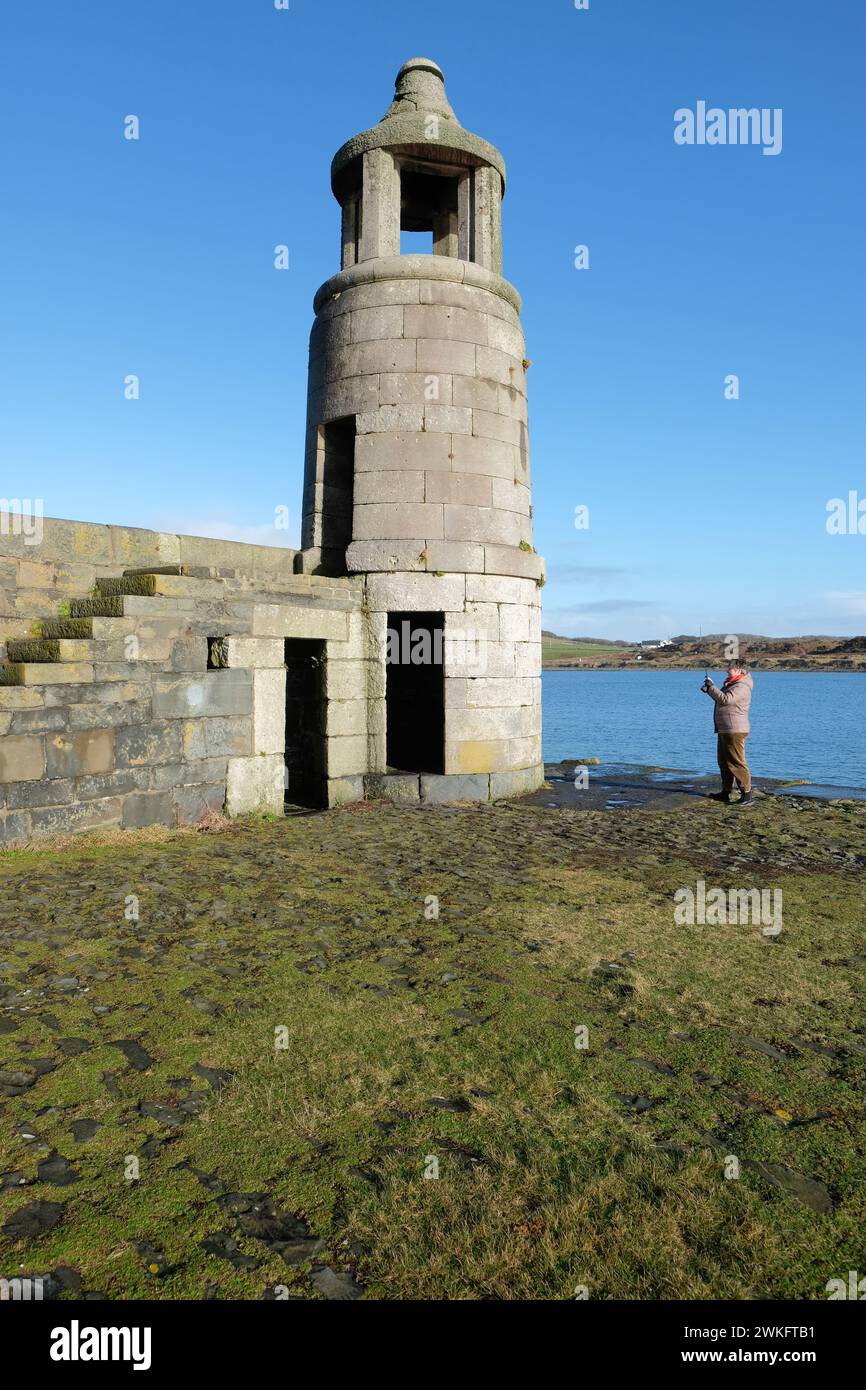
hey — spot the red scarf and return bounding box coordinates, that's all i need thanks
[723,672,747,687]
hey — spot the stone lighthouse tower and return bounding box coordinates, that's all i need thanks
[301,57,544,802]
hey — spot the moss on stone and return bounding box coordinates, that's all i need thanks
[6,639,61,663]
[39,619,94,639]
[69,597,124,618]
[96,575,156,597]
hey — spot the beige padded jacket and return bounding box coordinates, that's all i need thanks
[705,672,753,734]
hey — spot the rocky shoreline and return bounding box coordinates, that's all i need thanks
[532,760,866,811]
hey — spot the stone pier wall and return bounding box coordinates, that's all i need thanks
[0,516,373,847]
[0,514,545,847]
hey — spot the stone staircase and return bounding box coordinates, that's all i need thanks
[0,567,215,686]
[1,563,354,686]
[0,559,369,845]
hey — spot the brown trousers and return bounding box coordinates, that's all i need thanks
[717,733,751,793]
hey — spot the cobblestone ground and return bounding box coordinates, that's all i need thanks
[1,794,864,1300]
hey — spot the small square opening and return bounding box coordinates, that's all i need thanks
[207,637,229,670]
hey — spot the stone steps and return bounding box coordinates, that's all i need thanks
[0,572,209,683]
[122,565,185,577]
[96,575,159,596]
[121,564,241,580]
[7,638,98,664]
[6,639,63,663]
[69,596,125,618]
[65,593,197,621]
[96,573,227,600]
[37,618,95,640]
[0,661,94,686]
[106,568,354,603]
[0,566,358,688]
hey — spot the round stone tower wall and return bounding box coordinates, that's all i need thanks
[306,258,532,558]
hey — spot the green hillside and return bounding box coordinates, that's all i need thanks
[542,633,636,662]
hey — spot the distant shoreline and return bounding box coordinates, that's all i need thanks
[542,662,866,673]
[541,633,866,674]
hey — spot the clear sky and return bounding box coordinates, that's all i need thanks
[1,0,864,640]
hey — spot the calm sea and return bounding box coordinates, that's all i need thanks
[541,670,866,787]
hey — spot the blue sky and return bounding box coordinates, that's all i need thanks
[1,0,864,639]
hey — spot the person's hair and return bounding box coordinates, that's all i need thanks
[727,660,747,671]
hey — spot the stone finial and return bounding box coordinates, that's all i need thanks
[381,58,459,126]
[331,56,506,200]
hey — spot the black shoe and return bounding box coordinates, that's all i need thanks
[737,790,755,808]
[708,791,732,803]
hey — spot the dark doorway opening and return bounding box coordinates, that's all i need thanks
[320,417,355,559]
[386,612,445,774]
[284,639,326,807]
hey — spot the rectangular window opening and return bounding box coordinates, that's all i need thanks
[386,612,445,775]
[320,416,355,563]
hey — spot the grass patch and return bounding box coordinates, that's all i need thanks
[1,798,864,1299]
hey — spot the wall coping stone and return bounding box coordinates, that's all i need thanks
[0,514,297,576]
[313,256,522,316]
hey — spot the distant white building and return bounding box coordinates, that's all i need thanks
[639,639,673,650]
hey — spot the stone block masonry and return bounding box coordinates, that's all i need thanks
[0,518,374,846]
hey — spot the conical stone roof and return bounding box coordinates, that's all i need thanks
[380,58,459,124]
[331,58,506,197]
